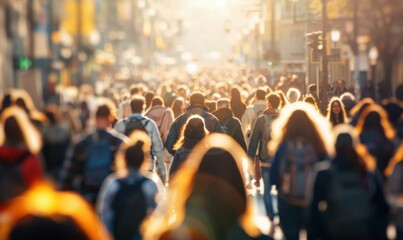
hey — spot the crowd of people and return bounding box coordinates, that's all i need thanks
[0,66,403,240]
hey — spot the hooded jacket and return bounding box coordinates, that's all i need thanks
[145,105,174,143]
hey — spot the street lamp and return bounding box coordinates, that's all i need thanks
[368,45,379,83]
[331,29,341,43]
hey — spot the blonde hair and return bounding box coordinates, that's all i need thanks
[142,133,265,239]
[0,106,42,154]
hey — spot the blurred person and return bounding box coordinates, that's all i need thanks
[361,80,376,100]
[303,94,320,112]
[308,84,320,109]
[385,143,403,240]
[61,102,126,205]
[143,134,272,240]
[114,95,167,183]
[326,97,348,127]
[97,131,159,240]
[145,96,174,144]
[0,106,44,209]
[171,97,186,119]
[169,116,209,178]
[165,91,224,156]
[117,85,141,120]
[78,84,97,130]
[41,104,72,180]
[286,88,301,103]
[310,125,389,240]
[269,102,334,239]
[206,100,217,113]
[274,90,289,109]
[340,92,356,118]
[349,98,375,126]
[0,182,110,240]
[0,90,13,115]
[247,93,280,222]
[241,88,267,146]
[355,104,396,177]
[230,87,247,121]
[213,98,247,151]
[144,91,155,111]
[176,85,189,100]
[330,81,341,97]
[12,89,47,128]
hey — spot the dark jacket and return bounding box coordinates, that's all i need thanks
[170,147,193,177]
[60,129,125,203]
[213,108,247,152]
[310,154,390,240]
[165,105,224,155]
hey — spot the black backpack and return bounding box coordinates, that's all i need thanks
[0,151,31,204]
[323,167,372,238]
[112,177,149,240]
[124,117,149,137]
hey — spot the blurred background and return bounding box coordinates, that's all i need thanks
[0,0,402,106]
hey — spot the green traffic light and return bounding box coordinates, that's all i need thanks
[19,57,32,70]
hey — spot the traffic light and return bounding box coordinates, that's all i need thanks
[13,57,32,70]
[306,31,323,51]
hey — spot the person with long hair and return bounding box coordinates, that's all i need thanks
[169,115,208,178]
[310,125,389,240]
[349,98,375,126]
[269,102,334,239]
[0,106,44,209]
[142,134,272,240]
[326,97,348,127]
[355,104,396,177]
[230,87,247,121]
[170,97,186,119]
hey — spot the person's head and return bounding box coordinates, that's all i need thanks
[255,88,267,101]
[332,81,339,88]
[326,97,347,126]
[205,100,217,112]
[174,115,208,150]
[308,84,317,93]
[303,94,319,111]
[255,74,267,87]
[349,98,375,125]
[2,183,110,240]
[230,87,242,102]
[144,92,155,110]
[189,91,206,108]
[355,104,395,141]
[381,99,403,125]
[217,98,230,109]
[339,80,346,89]
[143,134,264,239]
[332,124,376,176]
[269,102,334,158]
[95,100,116,129]
[340,92,356,116]
[116,130,152,175]
[171,97,186,118]
[267,92,280,110]
[275,90,289,109]
[129,85,141,96]
[130,95,146,114]
[286,88,301,103]
[0,106,42,154]
[151,96,164,107]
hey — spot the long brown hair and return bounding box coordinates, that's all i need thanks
[269,102,334,158]
[326,97,348,126]
[173,115,208,151]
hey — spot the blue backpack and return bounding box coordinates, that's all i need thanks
[278,139,318,207]
[83,133,114,191]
